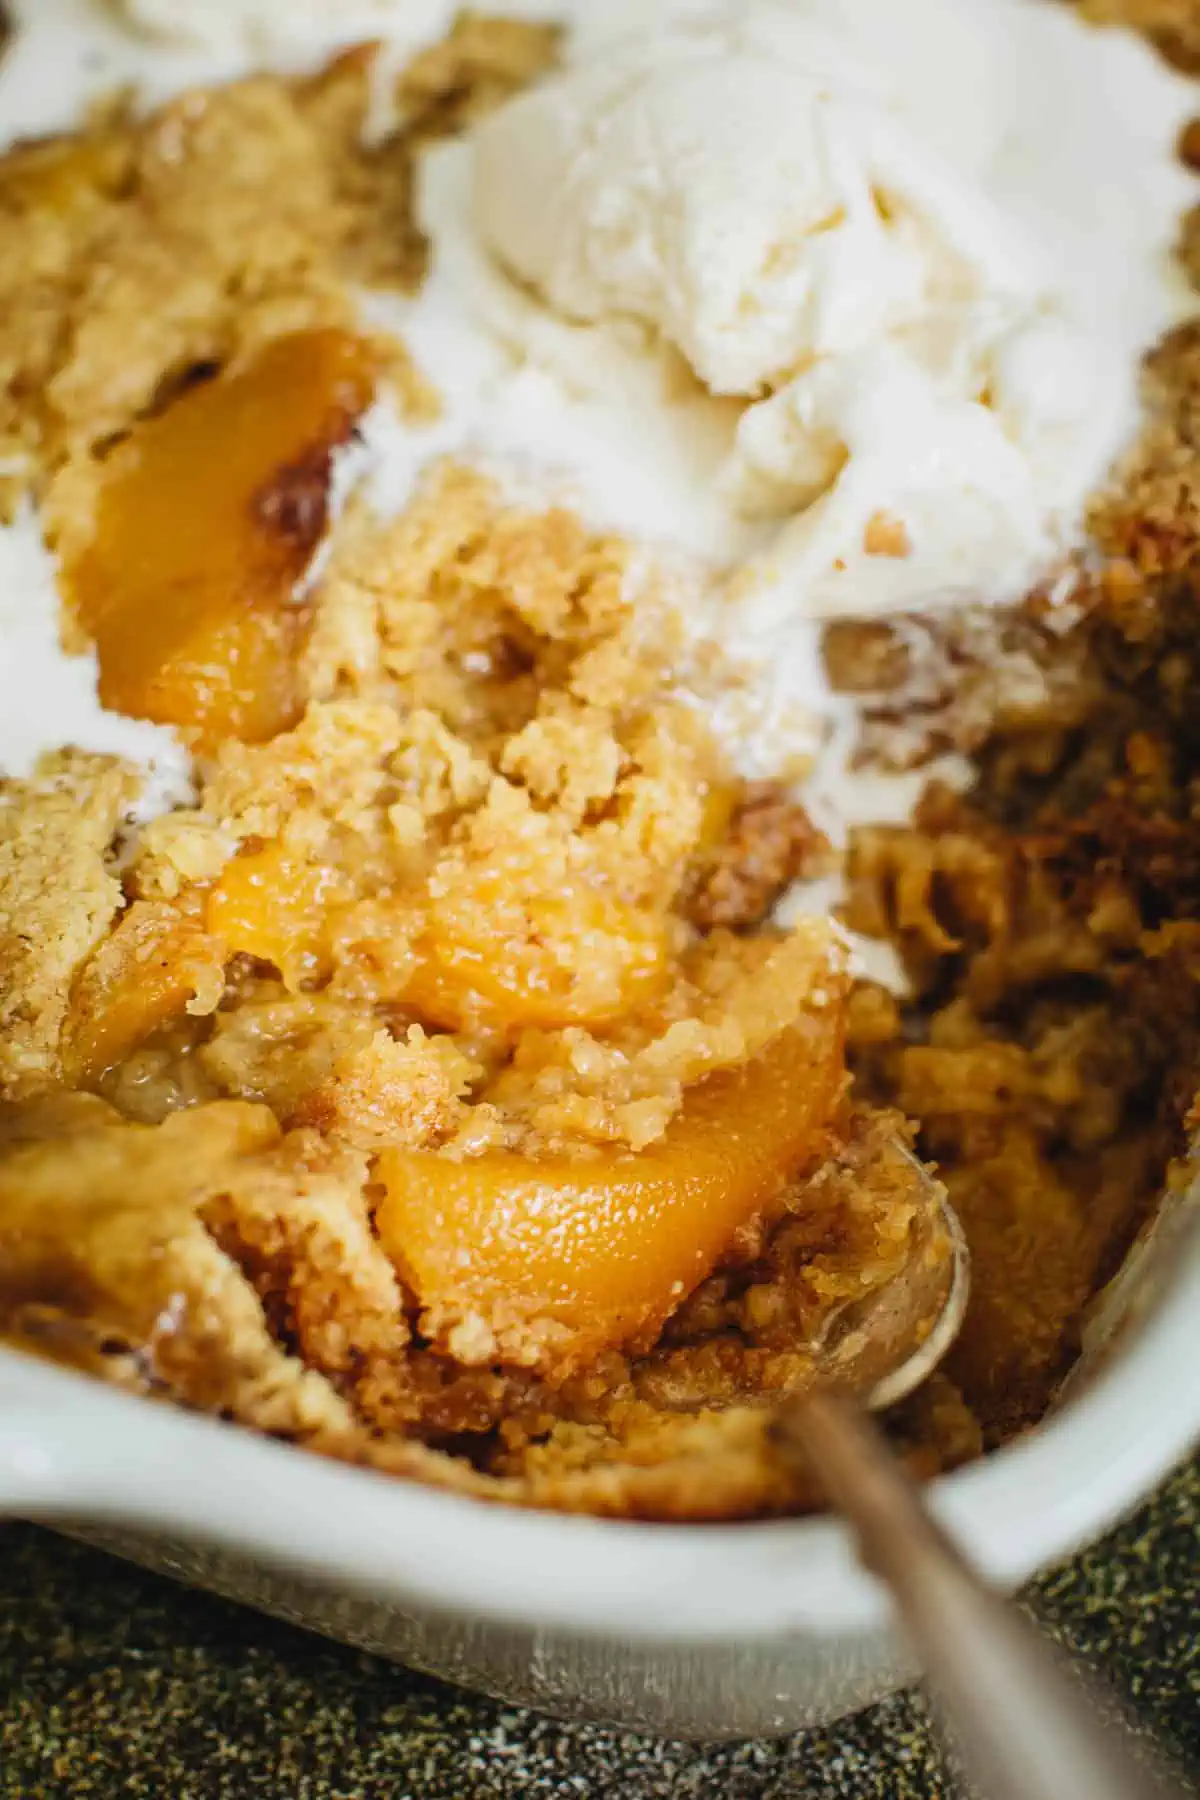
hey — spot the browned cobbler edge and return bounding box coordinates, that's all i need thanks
[0,7,1199,1521]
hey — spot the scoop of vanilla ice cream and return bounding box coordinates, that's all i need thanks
[474,0,1196,621]
[475,7,986,400]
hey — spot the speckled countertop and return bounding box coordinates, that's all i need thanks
[0,1457,1196,1799]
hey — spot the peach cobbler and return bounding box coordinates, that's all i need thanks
[1,0,1199,1518]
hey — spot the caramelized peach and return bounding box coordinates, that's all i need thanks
[63,902,227,1085]
[405,871,668,1032]
[206,843,349,989]
[64,329,376,749]
[376,1004,847,1372]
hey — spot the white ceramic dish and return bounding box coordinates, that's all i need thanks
[1,0,1197,1748]
[1,1183,1196,1739]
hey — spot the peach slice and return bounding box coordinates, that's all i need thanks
[206,843,350,989]
[64,328,377,749]
[376,1002,847,1373]
[404,871,668,1032]
[63,902,226,1086]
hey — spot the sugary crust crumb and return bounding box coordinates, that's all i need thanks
[0,753,136,1095]
[0,55,424,498]
[0,443,870,1508]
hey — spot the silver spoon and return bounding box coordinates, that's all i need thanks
[778,1154,1192,1800]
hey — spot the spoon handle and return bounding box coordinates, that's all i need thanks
[774,1392,1191,1800]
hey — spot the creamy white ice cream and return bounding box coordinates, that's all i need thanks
[473,0,1197,624]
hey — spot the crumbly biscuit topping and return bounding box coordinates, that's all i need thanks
[0,4,1198,1518]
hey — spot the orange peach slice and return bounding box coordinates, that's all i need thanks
[64,328,376,749]
[376,1002,847,1373]
[206,843,350,989]
[63,903,226,1085]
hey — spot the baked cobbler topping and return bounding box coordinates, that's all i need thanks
[0,0,1198,1518]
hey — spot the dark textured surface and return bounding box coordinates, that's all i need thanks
[0,1457,1195,1799]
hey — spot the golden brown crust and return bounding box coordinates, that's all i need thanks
[1089,319,1200,579]
[114,468,824,1164]
[0,452,864,1499]
[0,66,411,490]
[2,6,1199,1518]
[844,688,1200,1443]
[0,1095,351,1435]
[686,783,828,931]
[0,752,136,1097]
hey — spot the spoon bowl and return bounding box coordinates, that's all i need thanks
[801,1141,971,1410]
[768,1155,1190,1800]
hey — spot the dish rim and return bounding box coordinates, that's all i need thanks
[0,1215,1195,1645]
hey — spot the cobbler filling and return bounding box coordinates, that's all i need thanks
[1,5,1199,1519]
